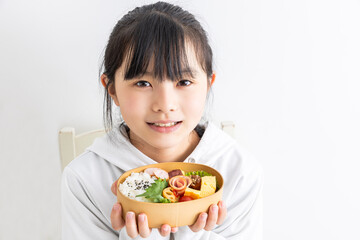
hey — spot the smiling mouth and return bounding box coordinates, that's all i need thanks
[148,121,182,127]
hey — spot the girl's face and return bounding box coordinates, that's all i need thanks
[107,45,210,154]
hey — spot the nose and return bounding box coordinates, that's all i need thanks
[151,82,178,113]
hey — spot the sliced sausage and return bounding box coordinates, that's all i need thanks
[169,175,191,195]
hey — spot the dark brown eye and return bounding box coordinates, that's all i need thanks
[135,81,151,87]
[177,80,192,87]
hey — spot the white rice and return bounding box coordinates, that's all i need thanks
[119,172,156,202]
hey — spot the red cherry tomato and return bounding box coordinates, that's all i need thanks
[179,196,193,202]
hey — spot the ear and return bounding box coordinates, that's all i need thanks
[207,72,216,92]
[100,74,108,88]
[101,74,120,106]
[211,72,216,86]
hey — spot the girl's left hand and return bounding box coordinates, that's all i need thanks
[188,201,227,232]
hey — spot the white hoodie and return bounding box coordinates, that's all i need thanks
[61,122,263,240]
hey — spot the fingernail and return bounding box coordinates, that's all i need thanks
[212,205,218,212]
[218,201,223,208]
[201,213,208,221]
[126,212,134,220]
[113,203,119,211]
[139,214,145,222]
[163,225,170,232]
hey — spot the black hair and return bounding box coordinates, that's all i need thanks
[100,1,213,130]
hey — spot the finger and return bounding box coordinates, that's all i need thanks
[217,201,227,225]
[111,180,118,196]
[158,224,171,237]
[204,204,218,231]
[171,227,178,233]
[189,213,207,232]
[138,214,151,238]
[125,212,138,238]
[110,203,125,230]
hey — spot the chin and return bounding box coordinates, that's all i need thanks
[150,138,180,150]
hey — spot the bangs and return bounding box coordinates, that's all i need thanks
[123,12,194,81]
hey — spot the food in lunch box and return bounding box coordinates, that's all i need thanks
[118,172,156,202]
[118,167,218,203]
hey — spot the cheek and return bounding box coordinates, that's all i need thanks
[117,91,147,119]
[182,88,208,116]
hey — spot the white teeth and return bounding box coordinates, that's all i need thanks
[153,122,177,127]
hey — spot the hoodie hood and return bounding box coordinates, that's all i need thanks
[86,121,236,172]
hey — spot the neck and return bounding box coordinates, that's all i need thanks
[129,130,200,163]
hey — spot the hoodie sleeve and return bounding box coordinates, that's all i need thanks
[212,162,264,240]
[61,167,118,240]
[172,163,263,240]
[221,179,263,240]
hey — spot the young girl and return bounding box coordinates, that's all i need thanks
[61,2,263,239]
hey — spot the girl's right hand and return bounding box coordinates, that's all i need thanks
[110,180,178,238]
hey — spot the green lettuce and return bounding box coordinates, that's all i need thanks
[136,179,171,203]
[185,170,212,177]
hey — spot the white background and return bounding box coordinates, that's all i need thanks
[1,0,360,239]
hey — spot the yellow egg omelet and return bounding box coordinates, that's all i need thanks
[184,176,216,199]
[199,176,216,198]
[184,187,201,199]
